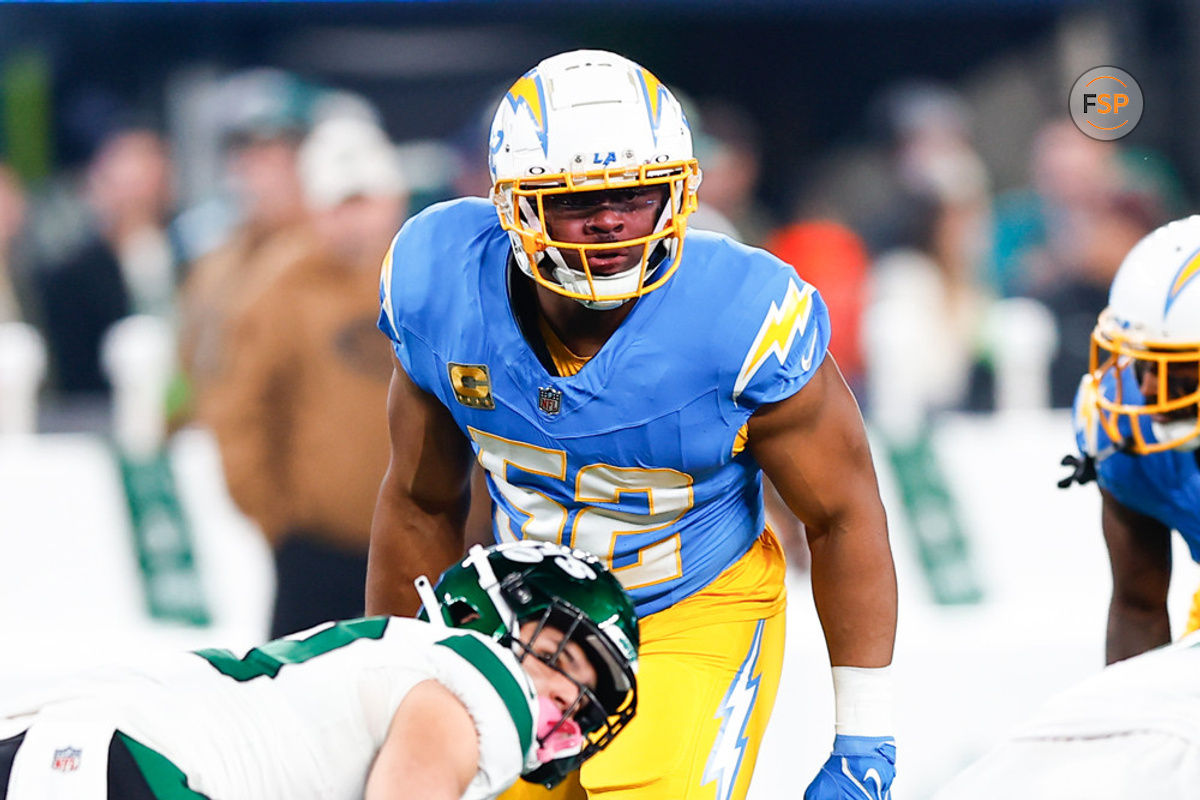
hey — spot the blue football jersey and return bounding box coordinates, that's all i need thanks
[379,198,830,615]
[1073,364,1200,561]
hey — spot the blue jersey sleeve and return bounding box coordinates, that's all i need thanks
[377,198,499,395]
[377,214,440,393]
[376,230,403,350]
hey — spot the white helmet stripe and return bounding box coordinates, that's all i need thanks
[466,544,519,634]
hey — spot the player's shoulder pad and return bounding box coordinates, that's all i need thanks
[429,628,541,783]
[378,196,500,344]
[1073,364,1181,514]
[1072,372,1116,460]
[684,232,831,411]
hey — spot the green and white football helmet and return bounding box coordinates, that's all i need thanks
[418,541,639,788]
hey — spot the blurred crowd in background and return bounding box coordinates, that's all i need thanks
[0,4,1185,421]
[0,1,1189,611]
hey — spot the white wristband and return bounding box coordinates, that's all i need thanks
[832,665,894,736]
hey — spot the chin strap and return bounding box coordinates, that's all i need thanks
[513,194,670,310]
[542,245,636,310]
[1152,419,1200,452]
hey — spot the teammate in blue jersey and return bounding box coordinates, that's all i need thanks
[368,50,898,800]
[1062,215,1200,665]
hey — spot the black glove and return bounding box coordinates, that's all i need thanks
[1057,453,1097,488]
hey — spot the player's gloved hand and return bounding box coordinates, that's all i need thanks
[1057,452,1097,488]
[804,734,895,800]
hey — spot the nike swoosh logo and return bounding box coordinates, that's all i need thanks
[800,336,817,371]
[840,758,887,800]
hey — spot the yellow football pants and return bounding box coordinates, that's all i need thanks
[501,533,787,800]
[1186,578,1200,635]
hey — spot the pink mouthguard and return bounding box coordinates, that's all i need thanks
[536,695,584,764]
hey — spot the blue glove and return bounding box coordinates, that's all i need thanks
[804,734,896,800]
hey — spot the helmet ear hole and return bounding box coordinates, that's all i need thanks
[445,600,481,627]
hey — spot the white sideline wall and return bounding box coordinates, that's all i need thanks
[1,414,1195,798]
[0,429,275,680]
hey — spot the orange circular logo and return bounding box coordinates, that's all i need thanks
[1069,66,1143,141]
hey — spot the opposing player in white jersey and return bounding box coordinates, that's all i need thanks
[0,541,639,800]
[934,630,1200,798]
[1060,215,1200,664]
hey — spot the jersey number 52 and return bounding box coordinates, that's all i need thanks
[470,428,694,590]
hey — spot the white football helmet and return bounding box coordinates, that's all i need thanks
[489,50,701,310]
[1087,214,1200,453]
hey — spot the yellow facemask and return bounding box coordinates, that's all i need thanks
[1089,312,1200,454]
[492,160,701,307]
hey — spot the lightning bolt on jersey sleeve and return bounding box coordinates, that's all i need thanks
[721,251,832,412]
[1071,364,1146,464]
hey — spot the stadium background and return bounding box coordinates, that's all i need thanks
[1,1,1197,796]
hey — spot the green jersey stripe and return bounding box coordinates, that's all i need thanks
[117,732,210,800]
[436,635,534,757]
[195,617,390,681]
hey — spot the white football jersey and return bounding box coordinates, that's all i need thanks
[0,617,539,800]
[1010,630,1200,743]
[934,631,1200,799]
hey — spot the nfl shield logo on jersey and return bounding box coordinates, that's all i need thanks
[537,386,563,415]
[52,747,81,772]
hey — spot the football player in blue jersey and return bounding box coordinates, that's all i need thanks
[1061,215,1200,665]
[368,49,898,800]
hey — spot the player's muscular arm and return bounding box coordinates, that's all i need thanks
[1101,488,1172,664]
[366,355,474,616]
[366,679,480,800]
[747,356,896,668]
